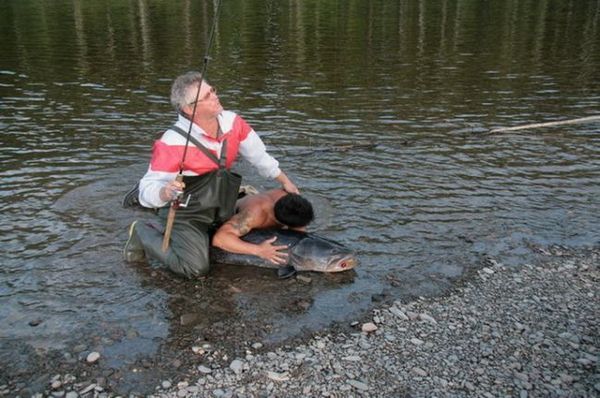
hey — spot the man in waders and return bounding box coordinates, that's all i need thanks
[123,71,299,278]
[212,189,314,265]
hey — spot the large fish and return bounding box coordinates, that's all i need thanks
[210,229,358,278]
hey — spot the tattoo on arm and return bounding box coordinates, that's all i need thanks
[230,211,252,236]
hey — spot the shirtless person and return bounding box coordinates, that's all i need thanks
[211,189,314,265]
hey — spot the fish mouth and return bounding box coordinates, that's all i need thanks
[328,255,358,272]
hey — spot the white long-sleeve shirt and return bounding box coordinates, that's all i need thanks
[138,111,281,208]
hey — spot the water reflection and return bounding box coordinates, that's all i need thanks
[1,0,599,393]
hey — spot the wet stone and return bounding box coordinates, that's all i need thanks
[86,352,100,363]
[296,275,312,284]
[361,323,377,333]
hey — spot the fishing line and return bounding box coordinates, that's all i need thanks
[179,0,223,173]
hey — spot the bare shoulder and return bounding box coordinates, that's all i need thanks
[238,189,284,210]
[221,209,258,237]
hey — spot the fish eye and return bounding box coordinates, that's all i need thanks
[340,262,347,268]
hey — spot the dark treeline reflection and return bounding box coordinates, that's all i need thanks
[1,0,598,87]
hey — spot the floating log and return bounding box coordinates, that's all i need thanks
[489,116,600,133]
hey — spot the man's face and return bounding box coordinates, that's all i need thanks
[184,82,223,117]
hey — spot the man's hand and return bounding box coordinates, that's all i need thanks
[255,236,289,265]
[275,171,300,194]
[160,179,186,202]
[282,181,299,194]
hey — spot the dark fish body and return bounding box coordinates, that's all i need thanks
[210,229,357,273]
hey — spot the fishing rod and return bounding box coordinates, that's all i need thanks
[162,0,223,252]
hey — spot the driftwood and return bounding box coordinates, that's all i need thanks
[489,115,600,133]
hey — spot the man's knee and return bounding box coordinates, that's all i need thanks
[167,224,211,278]
[171,256,210,279]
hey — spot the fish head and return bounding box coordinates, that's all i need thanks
[322,252,358,273]
[290,234,358,273]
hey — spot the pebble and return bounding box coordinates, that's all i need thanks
[412,367,428,377]
[252,342,263,349]
[230,359,244,374]
[266,371,289,382]
[410,338,424,346]
[389,306,410,320]
[361,322,377,333]
[86,352,100,363]
[559,332,580,344]
[347,379,369,391]
[198,365,212,374]
[162,381,172,389]
[406,311,419,320]
[514,372,529,382]
[79,384,95,395]
[385,333,397,342]
[418,313,438,324]
[296,275,312,283]
[520,390,528,398]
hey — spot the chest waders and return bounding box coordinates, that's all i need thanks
[134,125,241,278]
[163,125,242,226]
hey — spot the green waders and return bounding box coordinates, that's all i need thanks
[134,126,241,278]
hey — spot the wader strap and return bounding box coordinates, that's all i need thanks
[170,125,226,167]
[220,139,228,168]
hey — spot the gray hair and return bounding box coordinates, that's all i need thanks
[170,71,205,111]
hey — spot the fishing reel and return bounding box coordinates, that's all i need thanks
[172,190,191,209]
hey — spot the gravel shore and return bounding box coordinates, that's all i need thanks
[8,248,598,397]
[152,249,599,398]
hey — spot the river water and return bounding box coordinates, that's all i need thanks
[1,0,599,393]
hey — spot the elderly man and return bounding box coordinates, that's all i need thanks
[124,71,298,278]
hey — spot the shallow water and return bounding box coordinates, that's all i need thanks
[1,0,599,392]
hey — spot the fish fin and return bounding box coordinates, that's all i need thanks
[277,265,296,279]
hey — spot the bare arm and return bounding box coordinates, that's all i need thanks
[212,211,289,264]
